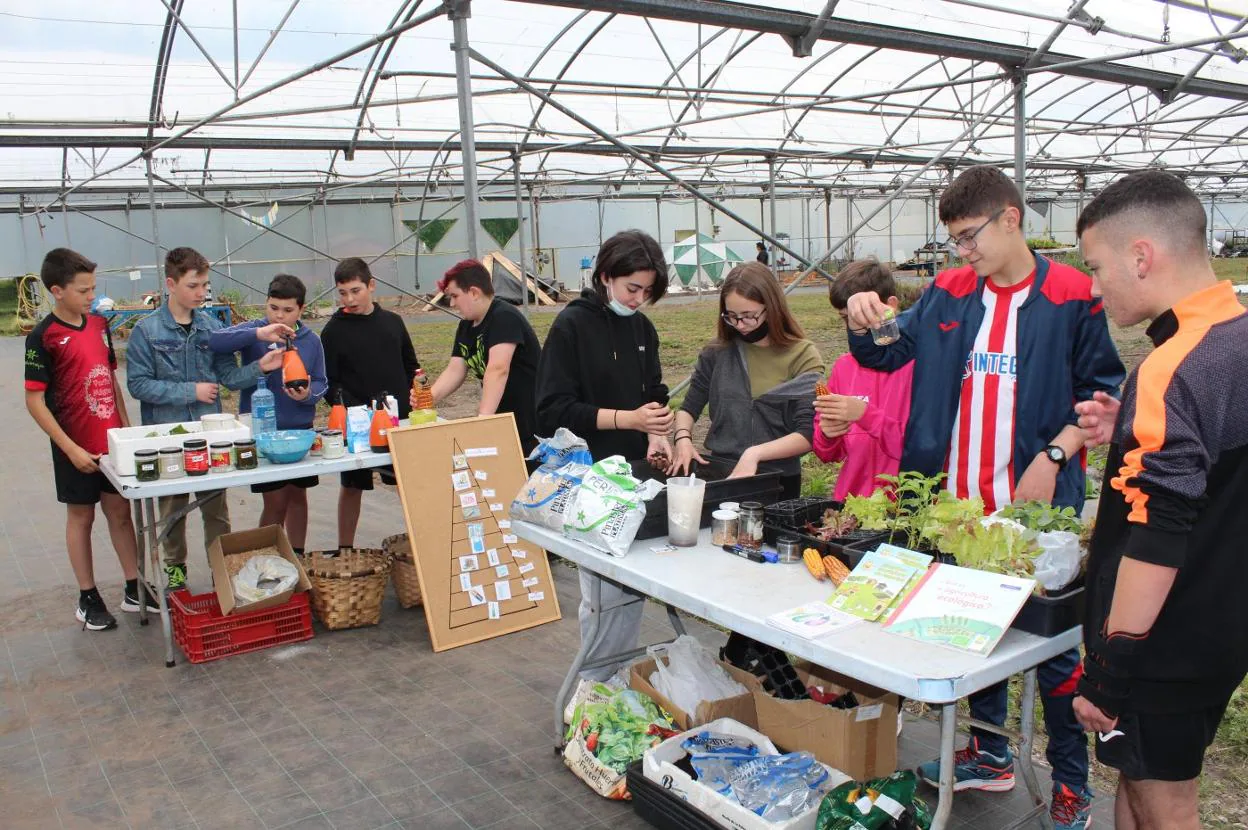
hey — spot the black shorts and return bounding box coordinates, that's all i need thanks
[340,466,397,491]
[1096,698,1231,781]
[52,445,118,505]
[251,476,319,494]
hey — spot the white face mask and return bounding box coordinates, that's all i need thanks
[605,280,638,317]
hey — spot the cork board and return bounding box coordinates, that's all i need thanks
[388,414,562,651]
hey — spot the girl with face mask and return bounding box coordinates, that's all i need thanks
[668,261,824,499]
[535,229,673,681]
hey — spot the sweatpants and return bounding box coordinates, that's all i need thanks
[577,569,645,681]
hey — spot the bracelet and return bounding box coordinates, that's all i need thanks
[673,429,692,438]
[675,435,693,444]
[613,409,619,430]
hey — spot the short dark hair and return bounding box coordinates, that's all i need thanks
[938,165,1025,224]
[439,259,493,296]
[41,248,96,291]
[1076,170,1207,254]
[165,247,210,281]
[756,241,765,250]
[829,258,896,310]
[267,273,306,306]
[594,230,668,304]
[334,257,373,285]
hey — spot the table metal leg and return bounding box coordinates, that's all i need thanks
[133,501,148,627]
[665,603,687,637]
[932,703,958,830]
[143,498,176,667]
[554,575,601,748]
[1016,668,1053,829]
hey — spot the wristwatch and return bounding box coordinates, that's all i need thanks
[1042,444,1068,469]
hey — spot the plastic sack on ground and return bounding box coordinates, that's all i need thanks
[231,554,299,605]
[563,686,676,799]
[1031,530,1082,592]
[648,635,749,716]
[563,456,662,557]
[731,752,832,821]
[511,429,593,531]
[815,770,932,830]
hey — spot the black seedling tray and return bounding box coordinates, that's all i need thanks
[629,455,784,541]
[627,761,720,830]
[1012,578,1086,637]
[764,523,890,569]
[764,497,836,528]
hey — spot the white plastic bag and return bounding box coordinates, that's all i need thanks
[648,635,748,717]
[231,554,299,604]
[1032,530,1083,593]
[562,456,659,557]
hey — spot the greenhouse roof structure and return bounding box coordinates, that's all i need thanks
[4,0,1248,262]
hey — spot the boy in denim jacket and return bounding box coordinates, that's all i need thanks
[126,247,282,591]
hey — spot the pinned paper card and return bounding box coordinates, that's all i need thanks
[460,493,478,508]
[458,555,479,573]
[511,549,527,559]
[468,585,486,606]
[468,523,486,554]
[528,592,545,601]
[488,601,501,619]
[459,573,472,592]
[495,581,512,601]
[453,453,469,470]
[482,489,496,498]
[466,447,498,458]
[451,471,471,492]
[474,470,488,481]
[497,520,511,529]
[490,503,504,512]
[522,577,538,588]
[495,564,510,578]
[470,536,486,554]
[519,563,535,574]
[502,534,518,545]
[487,549,500,567]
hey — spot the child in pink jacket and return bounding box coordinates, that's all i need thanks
[814,260,915,501]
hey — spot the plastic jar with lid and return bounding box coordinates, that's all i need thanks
[321,429,345,459]
[182,439,209,476]
[209,441,233,473]
[135,449,160,482]
[233,439,258,470]
[159,447,184,478]
[737,501,765,551]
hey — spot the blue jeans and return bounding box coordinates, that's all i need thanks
[969,647,1089,790]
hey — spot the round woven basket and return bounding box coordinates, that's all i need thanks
[301,548,391,629]
[382,533,423,609]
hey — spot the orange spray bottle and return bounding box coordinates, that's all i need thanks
[369,394,392,453]
[281,335,310,392]
[327,391,347,434]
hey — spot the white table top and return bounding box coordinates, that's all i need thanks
[100,451,394,499]
[514,521,1081,704]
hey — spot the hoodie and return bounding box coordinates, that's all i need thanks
[320,304,419,417]
[535,289,668,462]
[208,319,328,429]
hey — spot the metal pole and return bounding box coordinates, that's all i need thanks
[450,0,480,261]
[692,194,702,293]
[145,154,163,299]
[530,187,542,286]
[768,156,778,278]
[824,189,832,268]
[1014,75,1027,205]
[846,193,854,259]
[232,0,240,98]
[655,195,664,253]
[513,153,529,319]
[1209,194,1216,251]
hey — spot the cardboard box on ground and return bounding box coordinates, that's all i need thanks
[630,656,764,731]
[208,525,311,615]
[752,662,899,782]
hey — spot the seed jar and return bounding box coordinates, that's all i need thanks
[711,510,739,546]
[737,502,765,551]
[310,430,324,457]
[320,429,345,459]
[233,439,258,470]
[135,449,160,482]
[159,446,184,478]
[182,439,209,476]
[209,441,233,473]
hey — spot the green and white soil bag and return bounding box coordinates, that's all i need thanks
[562,455,663,557]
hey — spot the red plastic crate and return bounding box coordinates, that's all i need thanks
[169,589,313,664]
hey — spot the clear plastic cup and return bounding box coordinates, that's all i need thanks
[871,307,899,345]
[666,476,707,546]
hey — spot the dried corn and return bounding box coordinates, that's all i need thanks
[822,555,850,585]
[803,548,826,580]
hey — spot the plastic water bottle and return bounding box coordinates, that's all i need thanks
[251,386,278,438]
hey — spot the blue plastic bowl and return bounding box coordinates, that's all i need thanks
[255,429,317,464]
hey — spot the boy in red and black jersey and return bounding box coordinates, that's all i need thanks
[24,248,145,631]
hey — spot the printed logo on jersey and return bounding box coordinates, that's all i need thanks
[962,351,1020,381]
[58,335,71,346]
[84,364,116,420]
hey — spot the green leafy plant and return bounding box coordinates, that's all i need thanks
[937,519,1041,580]
[841,471,983,550]
[997,500,1083,534]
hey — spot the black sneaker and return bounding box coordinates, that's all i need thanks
[76,592,117,631]
[120,585,162,613]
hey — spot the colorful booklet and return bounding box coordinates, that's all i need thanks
[828,551,918,621]
[766,602,861,639]
[883,564,1036,656]
[873,543,934,611]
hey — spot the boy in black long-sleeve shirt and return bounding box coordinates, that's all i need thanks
[321,258,419,547]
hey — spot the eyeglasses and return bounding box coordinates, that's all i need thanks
[945,208,1005,255]
[721,310,766,326]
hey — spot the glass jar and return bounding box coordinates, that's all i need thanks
[310,429,324,457]
[321,429,345,459]
[711,510,738,546]
[209,441,233,473]
[233,438,258,470]
[871,307,900,346]
[135,449,160,482]
[738,501,765,551]
[182,439,209,476]
[776,535,802,564]
[159,446,184,478]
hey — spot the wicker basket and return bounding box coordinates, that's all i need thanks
[382,533,423,609]
[301,548,391,629]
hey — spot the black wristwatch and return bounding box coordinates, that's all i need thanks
[1042,444,1068,469]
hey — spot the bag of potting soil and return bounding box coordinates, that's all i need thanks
[562,456,663,557]
[510,429,593,530]
[563,686,676,799]
[815,770,932,830]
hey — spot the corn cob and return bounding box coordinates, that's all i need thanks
[822,555,850,586]
[803,548,826,580]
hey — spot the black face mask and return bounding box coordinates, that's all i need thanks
[738,322,770,343]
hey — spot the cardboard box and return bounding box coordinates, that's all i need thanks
[752,662,898,781]
[631,656,762,731]
[106,417,251,476]
[642,717,851,830]
[207,525,310,615]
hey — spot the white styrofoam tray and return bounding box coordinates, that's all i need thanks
[106,417,252,476]
[642,717,851,830]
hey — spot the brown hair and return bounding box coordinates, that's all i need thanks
[41,248,96,291]
[715,261,805,349]
[439,259,493,296]
[938,165,1024,225]
[164,247,210,281]
[829,259,896,310]
[333,257,373,285]
[594,230,668,304]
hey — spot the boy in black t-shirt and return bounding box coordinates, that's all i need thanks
[321,257,420,548]
[24,248,144,631]
[419,260,542,453]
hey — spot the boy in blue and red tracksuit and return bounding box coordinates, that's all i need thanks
[846,166,1126,830]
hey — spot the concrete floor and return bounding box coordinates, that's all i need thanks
[0,335,1112,829]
